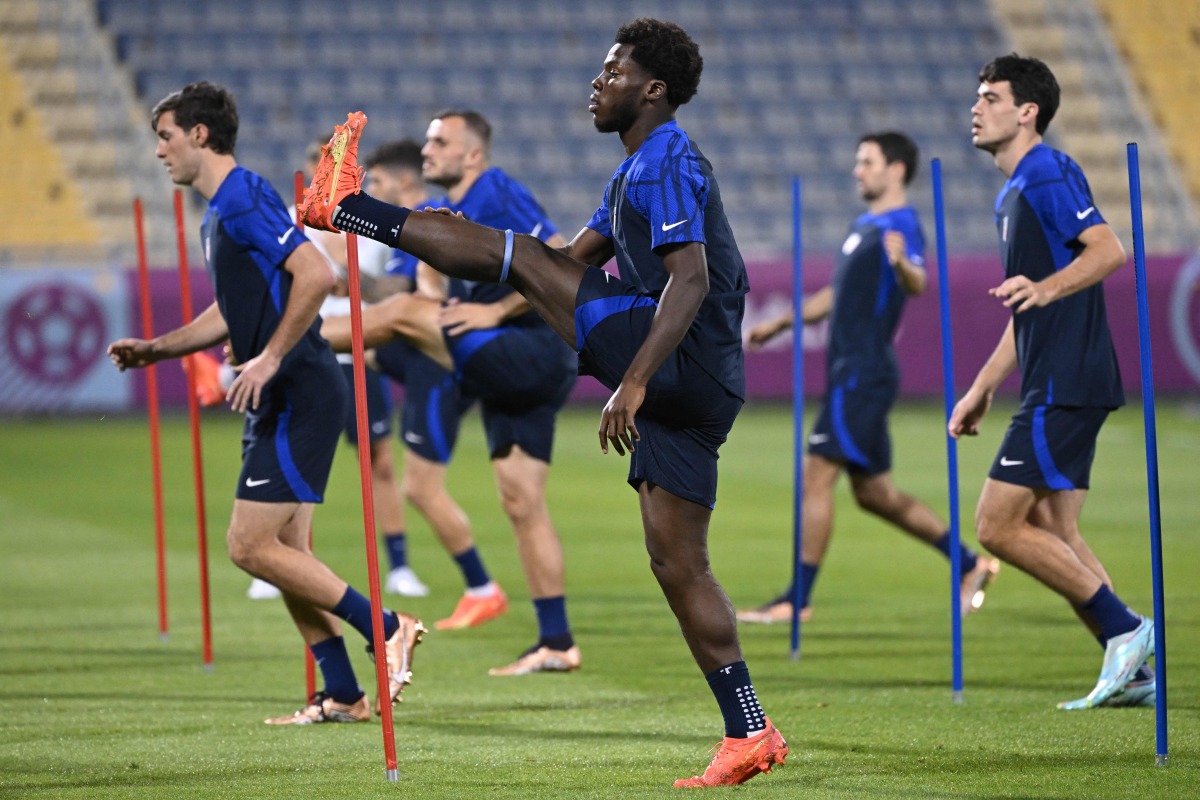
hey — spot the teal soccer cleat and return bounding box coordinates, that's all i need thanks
[1057,617,1154,710]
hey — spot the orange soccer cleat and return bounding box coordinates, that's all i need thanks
[488,644,581,676]
[298,111,367,231]
[435,585,508,630]
[673,719,788,788]
[960,556,1001,615]
[367,611,427,715]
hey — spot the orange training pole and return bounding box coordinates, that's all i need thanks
[133,198,169,642]
[173,189,214,670]
[346,233,400,779]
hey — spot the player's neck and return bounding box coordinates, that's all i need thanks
[443,166,485,205]
[192,154,237,200]
[993,130,1042,179]
[866,186,907,216]
[619,110,675,156]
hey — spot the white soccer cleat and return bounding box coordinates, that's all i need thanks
[384,566,430,597]
[1057,617,1154,710]
[247,578,282,600]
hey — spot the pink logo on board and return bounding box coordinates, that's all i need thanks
[5,282,106,385]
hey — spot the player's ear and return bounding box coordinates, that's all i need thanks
[190,122,210,148]
[645,79,666,102]
[1018,101,1039,129]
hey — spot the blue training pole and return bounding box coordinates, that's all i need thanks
[789,175,805,660]
[1126,143,1168,766]
[931,159,964,702]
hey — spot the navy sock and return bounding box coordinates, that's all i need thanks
[705,661,767,738]
[453,547,491,589]
[332,586,399,643]
[1080,585,1141,641]
[333,192,410,246]
[933,531,979,574]
[797,563,820,608]
[385,531,408,570]
[310,636,363,704]
[533,596,571,647]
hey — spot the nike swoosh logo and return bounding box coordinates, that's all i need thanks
[245,477,271,487]
[999,457,1024,467]
[661,219,688,232]
[808,433,830,445]
[1076,207,1095,220]
[277,227,295,245]
[404,432,425,445]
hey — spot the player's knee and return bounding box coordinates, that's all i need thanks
[974,511,1008,555]
[226,531,259,573]
[852,482,891,515]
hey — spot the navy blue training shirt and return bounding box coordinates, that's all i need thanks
[994,144,1124,408]
[827,206,924,386]
[201,166,326,368]
[586,120,749,398]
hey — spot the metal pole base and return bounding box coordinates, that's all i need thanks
[952,690,963,705]
[385,768,400,782]
[789,649,800,662]
[202,663,214,674]
[158,633,169,643]
[1156,754,1169,768]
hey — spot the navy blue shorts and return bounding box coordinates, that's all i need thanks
[989,404,1110,491]
[808,373,898,476]
[574,266,742,509]
[338,363,392,446]
[447,322,577,463]
[237,351,346,503]
[373,338,469,464]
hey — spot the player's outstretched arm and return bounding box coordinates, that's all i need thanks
[885,231,927,295]
[949,318,1017,438]
[107,302,229,371]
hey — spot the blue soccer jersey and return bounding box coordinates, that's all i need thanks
[433,168,557,317]
[827,206,924,386]
[994,144,1124,408]
[201,166,327,368]
[585,120,749,398]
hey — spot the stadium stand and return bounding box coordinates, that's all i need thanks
[3,0,1195,265]
[1094,0,1200,206]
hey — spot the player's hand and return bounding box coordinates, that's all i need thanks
[438,299,502,335]
[884,230,907,266]
[989,275,1054,313]
[745,316,792,351]
[107,338,157,371]
[948,387,991,438]
[226,350,282,413]
[599,381,644,455]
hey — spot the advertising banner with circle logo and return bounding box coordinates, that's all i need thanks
[0,269,131,412]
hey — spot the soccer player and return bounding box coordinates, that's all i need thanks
[106,82,425,725]
[322,110,583,676]
[950,54,1154,709]
[300,19,787,786]
[737,132,1000,625]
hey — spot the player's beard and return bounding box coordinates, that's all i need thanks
[592,95,639,134]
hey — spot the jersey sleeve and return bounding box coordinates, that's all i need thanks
[586,186,612,238]
[636,134,707,250]
[223,178,309,267]
[503,182,559,241]
[1037,156,1106,246]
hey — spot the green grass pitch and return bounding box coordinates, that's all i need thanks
[1,400,1197,798]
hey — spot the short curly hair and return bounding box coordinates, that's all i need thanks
[614,18,702,107]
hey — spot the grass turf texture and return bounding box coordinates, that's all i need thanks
[1,401,1197,799]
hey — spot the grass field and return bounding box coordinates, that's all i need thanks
[2,400,1198,799]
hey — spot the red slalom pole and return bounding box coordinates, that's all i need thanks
[133,198,169,642]
[295,171,318,700]
[174,189,214,670]
[346,233,400,779]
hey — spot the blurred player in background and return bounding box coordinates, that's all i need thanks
[108,82,425,725]
[950,53,1154,710]
[358,138,479,599]
[300,19,786,787]
[738,131,999,625]
[322,110,583,676]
